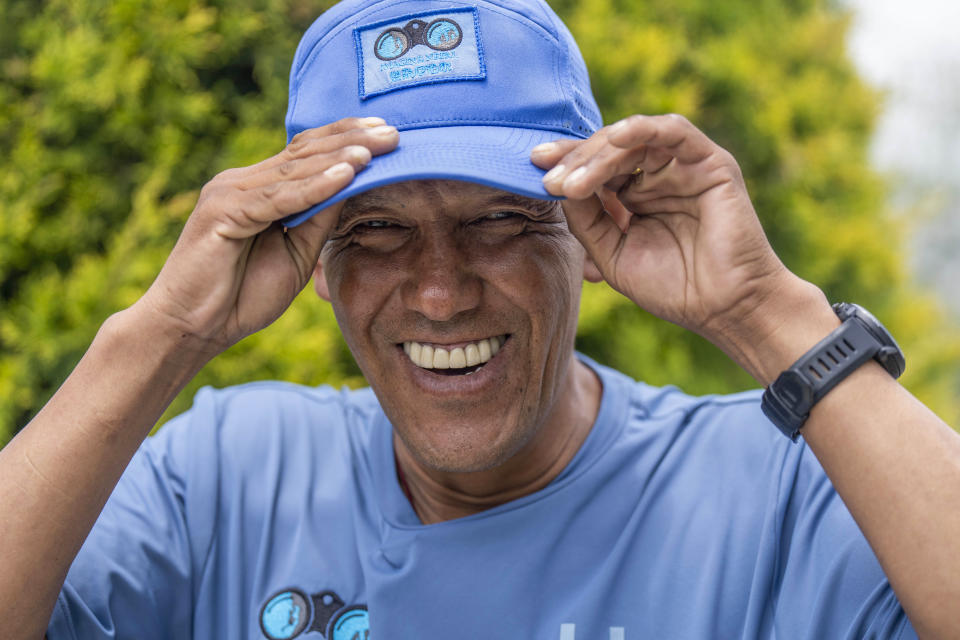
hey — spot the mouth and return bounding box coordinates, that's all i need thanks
[402,335,508,376]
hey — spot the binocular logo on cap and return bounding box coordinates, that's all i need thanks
[374,18,463,60]
[356,7,485,99]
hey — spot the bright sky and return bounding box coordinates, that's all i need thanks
[843,0,960,311]
[844,0,960,180]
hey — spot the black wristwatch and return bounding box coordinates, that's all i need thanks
[761,302,905,441]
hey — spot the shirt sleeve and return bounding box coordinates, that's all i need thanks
[772,440,918,639]
[46,400,216,640]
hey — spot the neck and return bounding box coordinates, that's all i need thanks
[394,358,602,524]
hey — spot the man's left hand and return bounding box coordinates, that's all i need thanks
[531,114,804,350]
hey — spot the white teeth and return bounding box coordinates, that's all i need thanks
[449,347,466,368]
[420,344,434,369]
[402,336,507,371]
[464,344,480,367]
[478,338,491,362]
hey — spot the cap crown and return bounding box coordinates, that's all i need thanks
[285,0,602,141]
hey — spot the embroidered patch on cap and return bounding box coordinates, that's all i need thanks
[355,7,485,99]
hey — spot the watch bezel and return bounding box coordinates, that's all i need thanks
[833,302,905,378]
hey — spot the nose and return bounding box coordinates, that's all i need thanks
[401,231,482,322]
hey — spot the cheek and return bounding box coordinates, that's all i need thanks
[322,252,399,348]
[476,233,584,347]
[487,233,583,305]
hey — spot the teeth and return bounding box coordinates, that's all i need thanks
[403,336,506,371]
[420,345,434,369]
[478,338,491,362]
[464,344,480,367]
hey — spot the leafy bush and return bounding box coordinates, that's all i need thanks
[2,0,958,445]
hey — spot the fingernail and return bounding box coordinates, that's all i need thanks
[324,162,353,177]
[608,118,630,137]
[345,146,372,165]
[359,117,387,127]
[370,124,397,137]
[564,166,588,187]
[543,164,567,183]
[531,142,557,156]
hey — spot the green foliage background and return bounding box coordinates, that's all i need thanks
[2,0,959,445]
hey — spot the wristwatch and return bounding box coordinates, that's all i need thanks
[761,302,905,440]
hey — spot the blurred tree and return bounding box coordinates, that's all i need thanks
[1,0,958,446]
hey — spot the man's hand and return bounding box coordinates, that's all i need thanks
[138,116,399,354]
[0,116,400,640]
[535,114,960,640]
[531,114,803,353]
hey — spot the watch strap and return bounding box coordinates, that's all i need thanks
[761,317,880,440]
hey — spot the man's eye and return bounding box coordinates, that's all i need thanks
[356,219,395,230]
[479,211,524,222]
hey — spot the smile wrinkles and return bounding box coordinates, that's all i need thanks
[403,335,506,370]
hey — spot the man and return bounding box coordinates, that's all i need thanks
[1,0,959,638]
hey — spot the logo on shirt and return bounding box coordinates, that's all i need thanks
[259,588,369,640]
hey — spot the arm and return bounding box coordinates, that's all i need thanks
[0,117,398,640]
[532,114,960,639]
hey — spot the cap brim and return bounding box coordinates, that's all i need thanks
[282,125,577,228]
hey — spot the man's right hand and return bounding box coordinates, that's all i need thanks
[137,116,399,355]
[0,117,398,640]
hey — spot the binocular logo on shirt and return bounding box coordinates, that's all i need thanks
[259,588,368,640]
[374,17,463,60]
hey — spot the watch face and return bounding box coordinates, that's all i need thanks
[837,303,905,377]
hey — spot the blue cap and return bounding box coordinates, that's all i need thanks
[283,0,602,227]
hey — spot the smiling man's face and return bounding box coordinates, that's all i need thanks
[316,180,588,473]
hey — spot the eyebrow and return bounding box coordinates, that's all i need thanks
[481,193,559,217]
[336,193,400,228]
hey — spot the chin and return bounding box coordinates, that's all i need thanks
[394,413,535,474]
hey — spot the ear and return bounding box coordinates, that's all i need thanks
[313,259,332,302]
[583,254,604,283]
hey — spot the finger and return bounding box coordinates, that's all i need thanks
[540,124,676,198]
[561,194,625,276]
[244,125,398,184]
[619,194,699,217]
[241,143,375,190]
[239,117,391,175]
[554,141,677,200]
[606,114,716,164]
[281,124,399,163]
[559,145,651,200]
[529,139,582,169]
[290,116,388,144]
[541,132,610,196]
[278,200,342,278]
[211,161,360,240]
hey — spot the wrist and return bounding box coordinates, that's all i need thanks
[709,274,840,387]
[108,302,218,377]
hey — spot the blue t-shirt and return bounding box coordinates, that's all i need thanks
[48,358,916,639]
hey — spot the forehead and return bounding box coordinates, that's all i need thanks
[340,179,559,219]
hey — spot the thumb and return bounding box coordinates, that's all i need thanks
[282,201,344,278]
[561,193,624,277]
